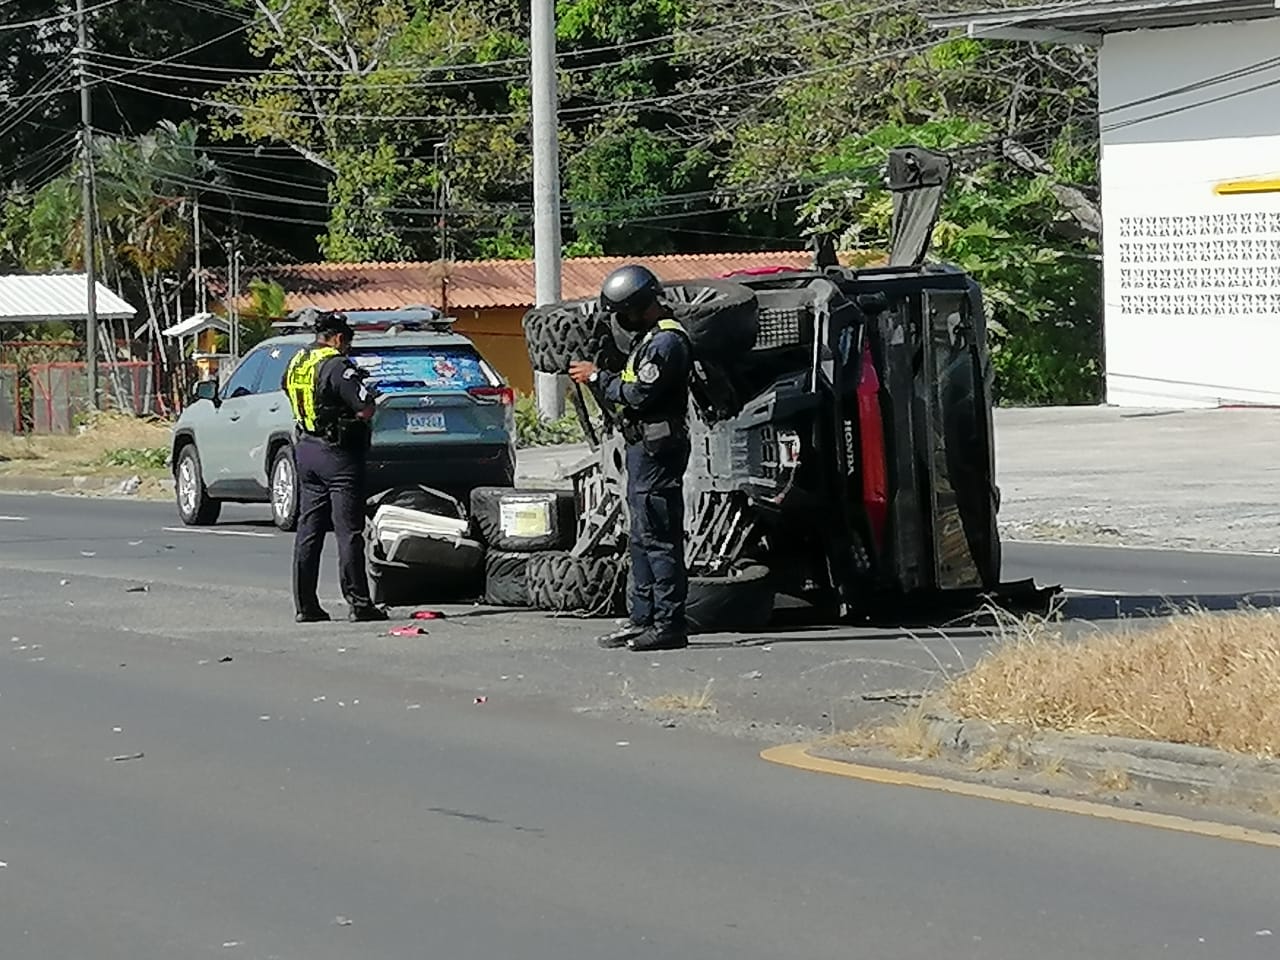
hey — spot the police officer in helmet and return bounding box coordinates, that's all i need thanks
[569,265,692,652]
[282,309,389,624]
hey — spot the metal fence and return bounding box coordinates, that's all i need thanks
[0,364,18,434]
[28,361,159,433]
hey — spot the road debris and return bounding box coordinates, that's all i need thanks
[860,688,925,704]
[128,540,143,546]
[407,703,421,710]
[740,670,764,680]
[126,584,150,593]
[221,942,243,949]
[111,752,144,762]
[616,741,630,747]
[411,610,447,620]
[59,579,69,586]
[259,716,271,721]
[390,625,427,637]
[219,656,233,663]
[334,916,353,927]
[474,696,488,705]
[112,727,122,733]
[80,551,96,558]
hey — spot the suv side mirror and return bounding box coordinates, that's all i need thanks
[194,380,220,405]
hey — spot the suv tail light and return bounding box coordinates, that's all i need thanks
[467,386,515,405]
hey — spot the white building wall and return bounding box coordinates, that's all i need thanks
[1099,18,1280,407]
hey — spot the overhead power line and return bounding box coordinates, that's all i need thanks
[0,0,122,31]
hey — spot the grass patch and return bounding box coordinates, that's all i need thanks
[826,706,941,760]
[0,412,172,476]
[1093,767,1132,793]
[644,680,716,714]
[945,608,1280,760]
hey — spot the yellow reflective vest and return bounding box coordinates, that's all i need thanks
[621,318,687,384]
[283,345,340,432]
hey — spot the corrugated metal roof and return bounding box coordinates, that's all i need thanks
[927,0,1278,41]
[0,273,136,324]
[216,252,863,313]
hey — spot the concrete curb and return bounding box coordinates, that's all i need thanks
[920,714,1280,808]
[0,474,175,500]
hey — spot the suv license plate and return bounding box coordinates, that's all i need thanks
[406,412,447,434]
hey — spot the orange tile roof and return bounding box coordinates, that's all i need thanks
[226,252,854,313]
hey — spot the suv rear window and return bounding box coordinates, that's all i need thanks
[351,346,494,395]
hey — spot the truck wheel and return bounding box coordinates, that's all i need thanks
[470,486,577,552]
[526,550,628,616]
[686,563,774,634]
[522,299,614,374]
[174,444,221,526]
[610,279,759,361]
[483,549,533,607]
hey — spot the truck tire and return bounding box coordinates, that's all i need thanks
[610,279,759,361]
[526,550,627,616]
[686,563,775,634]
[483,549,532,607]
[523,299,614,374]
[470,486,577,552]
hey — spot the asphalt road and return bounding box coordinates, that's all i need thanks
[3,493,1280,958]
[6,492,1280,599]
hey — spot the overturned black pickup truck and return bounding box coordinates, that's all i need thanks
[498,145,1055,633]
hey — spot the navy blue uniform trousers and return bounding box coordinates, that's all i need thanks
[292,435,372,613]
[625,438,689,638]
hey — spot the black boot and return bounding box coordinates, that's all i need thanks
[597,620,648,649]
[628,629,688,652]
[348,604,389,623]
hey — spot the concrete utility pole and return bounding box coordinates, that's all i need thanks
[76,0,100,411]
[530,0,565,419]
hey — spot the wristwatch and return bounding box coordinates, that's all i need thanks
[588,370,600,384]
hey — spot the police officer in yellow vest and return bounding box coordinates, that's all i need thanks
[569,265,692,652]
[282,310,388,623]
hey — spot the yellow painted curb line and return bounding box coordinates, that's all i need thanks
[761,742,1280,850]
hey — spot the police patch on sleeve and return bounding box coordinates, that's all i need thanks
[637,361,661,384]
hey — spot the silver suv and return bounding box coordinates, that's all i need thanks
[170,310,517,530]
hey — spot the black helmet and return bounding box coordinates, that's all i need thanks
[600,264,663,319]
[314,309,353,339]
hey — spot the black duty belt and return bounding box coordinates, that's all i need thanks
[621,418,687,444]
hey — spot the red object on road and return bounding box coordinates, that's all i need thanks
[411,610,447,620]
[389,625,427,637]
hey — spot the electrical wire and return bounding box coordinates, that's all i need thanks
[87,5,899,92]
[0,0,123,31]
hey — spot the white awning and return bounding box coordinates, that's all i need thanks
[0,273,136,324]
[162,312,230,339]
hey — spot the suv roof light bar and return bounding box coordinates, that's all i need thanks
[270,305,457,333]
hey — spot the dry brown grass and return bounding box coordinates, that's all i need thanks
[644,680,716,714]
[1093,767,1132,793]
[945,609,1280,759]
[0,412,171,476]
[971,743,1020,772]
[827,706,941,760]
